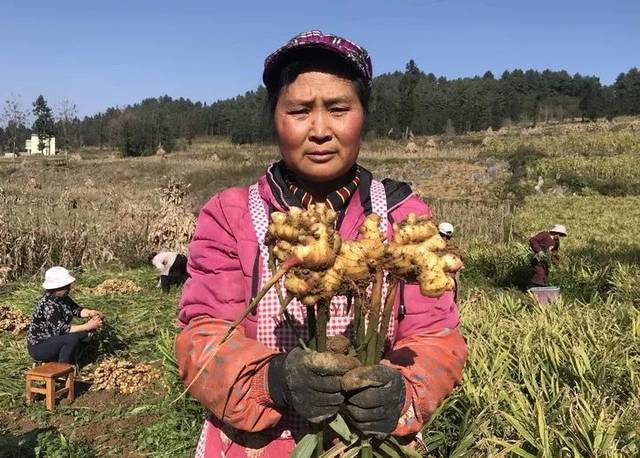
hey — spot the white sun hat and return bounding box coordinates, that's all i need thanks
[42,266,76,290]
[550,224,567,236]
[438,222,454,236]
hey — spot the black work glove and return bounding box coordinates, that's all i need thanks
[341,365,406,438]
[268,347,360,423]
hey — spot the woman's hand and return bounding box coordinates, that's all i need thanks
[81,308,104,319]
[85,316,103,331]
[341,365,406,438]
[70,315,102,333]
[268,347,360,423]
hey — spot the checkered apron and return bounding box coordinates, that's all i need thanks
[196,180,397,455]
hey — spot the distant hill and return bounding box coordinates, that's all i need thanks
[2,66,639,156]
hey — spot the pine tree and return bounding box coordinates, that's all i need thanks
[32,95,55,154]
[398,60,422,136]
[579,80,605,120]
[613,68,640,115]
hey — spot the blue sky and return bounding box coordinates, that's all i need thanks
[2,0,638,117]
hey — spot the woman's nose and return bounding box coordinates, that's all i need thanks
[309,112,332,143]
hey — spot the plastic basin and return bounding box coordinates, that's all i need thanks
[528,286,560,305]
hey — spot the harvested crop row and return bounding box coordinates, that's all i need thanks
[89,357,160,394]
[85,279,142,296]
[0,306,30,334]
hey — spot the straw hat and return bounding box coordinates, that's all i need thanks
[550,224,567,236]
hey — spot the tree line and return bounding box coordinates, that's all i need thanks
[2,65,640,156]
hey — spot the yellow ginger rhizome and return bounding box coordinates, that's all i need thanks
[266,204,463,309]
[267,204,391,306]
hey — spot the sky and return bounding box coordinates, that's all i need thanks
[1,0,639,118]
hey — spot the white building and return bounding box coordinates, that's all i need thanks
[25,134,56,155]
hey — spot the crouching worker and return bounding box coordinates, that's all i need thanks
[438,222,454,241]
[175,31,467,456]
[529,224,567,287]
[150,251,188,294]
[438,222,461,301]
[27,267,103,364]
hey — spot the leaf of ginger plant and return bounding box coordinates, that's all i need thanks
[291,433,319,458]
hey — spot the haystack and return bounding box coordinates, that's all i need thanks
[628,120,640,131]
[406,141,419,153]
[148,178,196,252]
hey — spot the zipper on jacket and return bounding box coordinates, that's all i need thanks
[398,281,406,320]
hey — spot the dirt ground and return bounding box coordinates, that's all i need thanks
[0,388,159,457]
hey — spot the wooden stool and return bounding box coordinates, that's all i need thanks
[25,362,75,410]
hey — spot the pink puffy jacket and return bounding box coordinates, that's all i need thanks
[176,170,467,457]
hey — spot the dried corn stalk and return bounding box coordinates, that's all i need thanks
[148,178,196,252]
[0,266,11,286]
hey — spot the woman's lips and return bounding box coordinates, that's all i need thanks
[306,151,336,163]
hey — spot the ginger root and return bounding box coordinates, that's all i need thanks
[385,213,463,297]
[268,208,462,304]
[392,213,438,244]
[321,214,386,297]
[267,203,341,270]
[269,211,388,303]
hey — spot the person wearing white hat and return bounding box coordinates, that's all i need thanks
[438,222,455,241]
[27,266,104,364]
[149,251,188,294]
[438,222,461,301]
[529,224,568,286]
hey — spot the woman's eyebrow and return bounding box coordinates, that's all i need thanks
[285,99,314,108]
[283,95,353,107]
[283,96,314,106]
[324,96,351,105]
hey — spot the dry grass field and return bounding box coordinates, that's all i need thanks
[1,119,639,456]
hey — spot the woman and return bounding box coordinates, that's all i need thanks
[438,222,461,301]
[176,30,467,457]
[27,266,103,364]
[150,251,189,293]
[529,224,567,286]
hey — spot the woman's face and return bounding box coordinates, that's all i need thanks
[51,285,71,297]
[274,71,364,184]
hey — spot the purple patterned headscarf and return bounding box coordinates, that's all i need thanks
[263,30,373,90]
